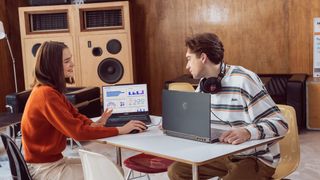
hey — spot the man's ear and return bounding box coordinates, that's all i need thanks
[200,53,208,63]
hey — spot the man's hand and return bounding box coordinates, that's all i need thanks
[219,127,251,145]
[90,108,113,127]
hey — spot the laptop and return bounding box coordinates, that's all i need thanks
[162,90,226,143]
[103,84,151,127]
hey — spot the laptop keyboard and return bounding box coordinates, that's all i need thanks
[108,115,150,123]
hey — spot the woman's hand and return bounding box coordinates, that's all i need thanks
[116,120,147,134]
[90,108,113,127]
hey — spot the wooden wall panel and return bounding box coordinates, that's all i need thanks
[288,0,312,73]
[7,0,26,91]
[185,0,289,73]
[131,0,304,115]
[0,0,26,112]
[0,0,12,112]
[131,0,188,113]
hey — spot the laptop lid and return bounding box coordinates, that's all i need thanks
[162,90,216,143]
[102,84,149,115]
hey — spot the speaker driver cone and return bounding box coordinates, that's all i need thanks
[106,39,122,54]
[98,58,124,84]
[92,47,103,56]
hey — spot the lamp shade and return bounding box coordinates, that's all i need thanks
[0,21,6,39]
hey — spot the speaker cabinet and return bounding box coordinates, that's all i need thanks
[75,2,133,87]
[306,77,320,130]
[19,2,133,90]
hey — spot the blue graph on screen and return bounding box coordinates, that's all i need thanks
[106,91,124,97]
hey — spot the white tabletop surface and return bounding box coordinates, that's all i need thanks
[96,116,282,165]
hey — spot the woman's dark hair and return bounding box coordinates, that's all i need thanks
[32,41,73,93]
[185,33,224,64]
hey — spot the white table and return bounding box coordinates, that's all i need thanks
[96,116,283,180]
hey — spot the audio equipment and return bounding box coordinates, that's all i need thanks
[306,77,320,129]
[199,62,226,94]
[19,1,133,89]
[76,2,133,87]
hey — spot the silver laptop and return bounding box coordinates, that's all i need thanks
[103,84,151,127]
[162,90,225,143]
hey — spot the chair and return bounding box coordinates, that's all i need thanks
[168,82,195,92]
[78,149,124,180]
[0,133,32,180]
[272,105,300,179]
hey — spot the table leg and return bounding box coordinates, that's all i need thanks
[116,147,122,167]
[192,164,198,180]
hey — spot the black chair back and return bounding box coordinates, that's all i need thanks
[0,133,32,180]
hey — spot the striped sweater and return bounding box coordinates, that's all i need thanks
[195,65,288,168]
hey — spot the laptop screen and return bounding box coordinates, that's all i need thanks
[102,84,149,114]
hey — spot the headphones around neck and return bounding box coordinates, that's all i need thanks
[199,62,226,94]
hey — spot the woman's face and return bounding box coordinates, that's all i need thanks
[62,48,74,78]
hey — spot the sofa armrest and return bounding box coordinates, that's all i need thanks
[5,87,101,118]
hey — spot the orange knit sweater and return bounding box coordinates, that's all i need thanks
[21,85,118,163]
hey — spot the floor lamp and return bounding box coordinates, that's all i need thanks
[0,21,18,93]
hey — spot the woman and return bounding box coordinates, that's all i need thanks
[21,41,146,180]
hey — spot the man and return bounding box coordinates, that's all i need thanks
[167,33,288,180]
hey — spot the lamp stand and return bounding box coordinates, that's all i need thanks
[5,35,18,93]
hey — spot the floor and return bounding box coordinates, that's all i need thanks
[1,129,320,180]
[286,130,320,180]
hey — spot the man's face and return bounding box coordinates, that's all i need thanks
[185,48,204,79]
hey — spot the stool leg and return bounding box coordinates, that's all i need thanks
[125,169,133,180]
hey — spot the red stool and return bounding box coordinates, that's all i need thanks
[124,153,174,180]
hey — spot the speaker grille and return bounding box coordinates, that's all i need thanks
[84,8,123,30]
[30,13,68,32]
